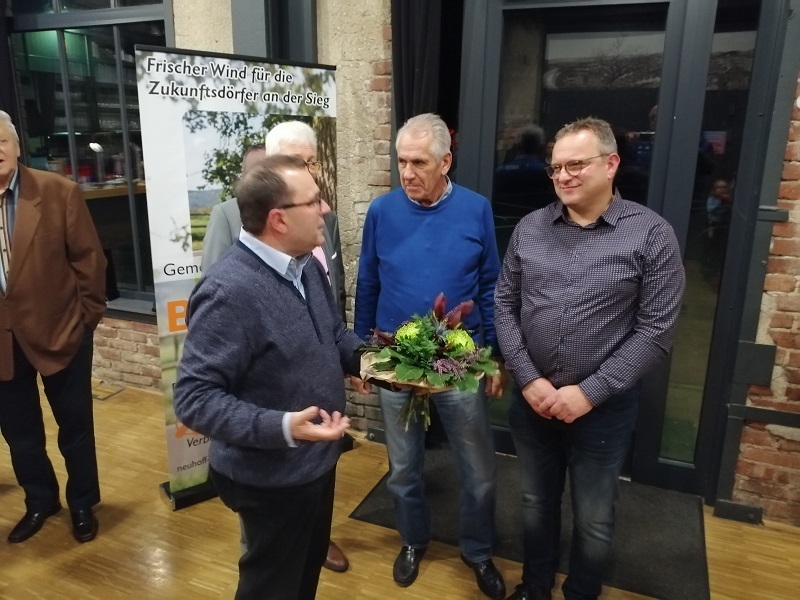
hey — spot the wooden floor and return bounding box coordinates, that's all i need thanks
[0,382,798,599]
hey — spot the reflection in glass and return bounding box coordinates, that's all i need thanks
[12,0,55,14]
[117,0,162,6]
[59,0,111,10]
[660,5,758,461]
[11,31,67,171]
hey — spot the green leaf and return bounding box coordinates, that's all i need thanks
[474,361,499,375]
[370,360,396,372]
[396,363,425,381]
[376,347,393,359]
[461,373,479,391]
[425,371,446,387]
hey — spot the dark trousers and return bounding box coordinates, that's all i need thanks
[509,387,638,600]
[0,330,99,512]
[211,467,336,600]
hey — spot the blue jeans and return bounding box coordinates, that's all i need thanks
[379,384,497,561]
[508,387,638,600]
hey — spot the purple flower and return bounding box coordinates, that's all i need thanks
[433,357,466,378]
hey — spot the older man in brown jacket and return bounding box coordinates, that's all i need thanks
[0,110,106,544]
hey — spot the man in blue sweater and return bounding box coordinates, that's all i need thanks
[174,155,363,600]
[354,113,506,599]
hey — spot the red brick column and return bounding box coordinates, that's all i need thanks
[92,317,161,391]
[735,77,800,524]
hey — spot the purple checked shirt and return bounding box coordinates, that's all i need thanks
[494,191,685,406]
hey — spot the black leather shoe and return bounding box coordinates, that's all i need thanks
[461,554,506,599]
[7,503,62,543]
[506,582,552,600]
[393,545,426,587]
[70,508,98,543]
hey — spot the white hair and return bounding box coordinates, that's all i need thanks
[396,113,451,162]
[264,121,317,155]
[0,111,19,144]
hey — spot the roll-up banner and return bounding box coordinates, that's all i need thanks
[135,46,336,509]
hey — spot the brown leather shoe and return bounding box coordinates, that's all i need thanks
[323,540,349,572]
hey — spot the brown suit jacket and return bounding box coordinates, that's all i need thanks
[0,165,106,380]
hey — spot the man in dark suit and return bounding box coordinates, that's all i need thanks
[201,121,350,569]
[0,110,107,544]
[175,154,363,599]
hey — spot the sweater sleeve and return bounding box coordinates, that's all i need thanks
[354,199,380,340]
[173,279,288,449]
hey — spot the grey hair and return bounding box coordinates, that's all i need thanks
[264,121,317,155]
[0,111,19,144]
[554,117,617,155]
[396,113,451,162]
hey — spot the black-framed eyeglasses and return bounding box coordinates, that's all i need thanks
[305,161,322,176]
[277,197,323,210]
[545,154,608,179]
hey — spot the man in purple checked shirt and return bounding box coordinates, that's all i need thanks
[495,117,685,600]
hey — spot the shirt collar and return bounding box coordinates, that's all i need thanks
[550,189,625,226]
[2,169,19,200]
[407,176,453,207]
[237,228,311,279]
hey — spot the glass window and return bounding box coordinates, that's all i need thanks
[12,19,164,299]
[660,1,759,462]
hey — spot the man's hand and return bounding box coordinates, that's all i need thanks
[485,373,504,398]
[290,406,351,441]
[485,362,507,398]
[521,377,558,419]
[349,376,372,395]
[538,385,593,423]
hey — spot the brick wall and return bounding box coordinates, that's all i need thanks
[317,0,392,432]
[92,318,161,392]
[737,75,800,524]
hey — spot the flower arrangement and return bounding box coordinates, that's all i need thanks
[360,293,499,430]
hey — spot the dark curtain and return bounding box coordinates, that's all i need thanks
[391,0,443,125]
[0,0,21,127]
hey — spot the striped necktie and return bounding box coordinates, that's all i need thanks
[0,190,10,293]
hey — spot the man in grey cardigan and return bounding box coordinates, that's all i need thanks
[201,122,350,570]
[174,155,363,600]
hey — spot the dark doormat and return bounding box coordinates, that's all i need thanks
[350,448,709,600]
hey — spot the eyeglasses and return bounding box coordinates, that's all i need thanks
[277,197,323,210]
[545,154,608,179]
[305,161,322,176]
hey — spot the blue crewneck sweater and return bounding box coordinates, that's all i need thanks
[355,184,501,353]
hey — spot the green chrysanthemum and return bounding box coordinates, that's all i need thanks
[444,329,475,352]
[396,321,424,343]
